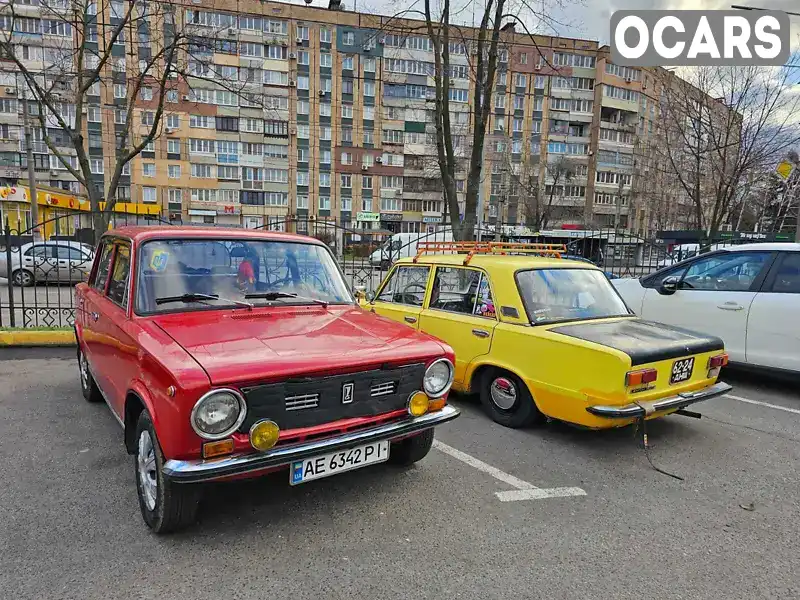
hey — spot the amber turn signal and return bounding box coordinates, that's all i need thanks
[625,368,658,387]
[427,397,447,412]
[407,391,429,417]
[250,419,280,452]
[202,438,235,459]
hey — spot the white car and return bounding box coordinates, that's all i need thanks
[0,240,95,286]
[613,243,800,374]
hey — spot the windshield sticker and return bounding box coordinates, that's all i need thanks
[150,250,170,272]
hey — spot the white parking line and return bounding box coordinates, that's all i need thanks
[725,394,800,416]
[432,440,586,502]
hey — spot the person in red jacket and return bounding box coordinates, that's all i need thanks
[237,255,256,293]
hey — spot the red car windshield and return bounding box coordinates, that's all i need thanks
[136,238,352,314]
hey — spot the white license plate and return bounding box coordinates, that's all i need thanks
[290,440,390,485]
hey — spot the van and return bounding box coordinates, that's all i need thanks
[369,230,453,267]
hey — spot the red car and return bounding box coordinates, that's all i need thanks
[75,227,459,533]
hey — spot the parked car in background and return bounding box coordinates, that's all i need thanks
[613,243,800,374]
[0,240,95,286]
[369,231,453,267]
[75,227,459,533]
[561,254,619,279]
[361,242,731,430]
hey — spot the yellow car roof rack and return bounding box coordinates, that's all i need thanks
[413,241,567,265]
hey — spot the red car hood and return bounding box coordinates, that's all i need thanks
[151,305,448,385]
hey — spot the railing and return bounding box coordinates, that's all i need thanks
[0,212,769,329]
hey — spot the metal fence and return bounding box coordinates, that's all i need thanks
[1,211,752,329]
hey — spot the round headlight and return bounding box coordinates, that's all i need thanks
[190,389,247,440]
[423,358,454,398]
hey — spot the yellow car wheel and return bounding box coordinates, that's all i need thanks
[480,370,544,428]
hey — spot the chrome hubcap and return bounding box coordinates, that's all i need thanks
[79,352,89,390]
[490,377,517,410]
[137,431,158,511]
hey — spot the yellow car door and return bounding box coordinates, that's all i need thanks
[418,266,498,385]
[369,264,432,329]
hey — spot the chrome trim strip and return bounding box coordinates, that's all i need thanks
[163,404,460,483]
[285,393,320,411]
[586,381,733,419]
[370,382,396,397]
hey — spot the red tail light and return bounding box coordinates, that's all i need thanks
[708,353,729,369]
[625,368,658,387]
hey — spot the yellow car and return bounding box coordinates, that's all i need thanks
[361,242,732,429]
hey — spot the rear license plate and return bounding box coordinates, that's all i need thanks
[290,441,390,485]
[670,357,695,384]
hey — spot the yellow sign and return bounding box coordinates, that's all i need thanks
[776,161,794,180]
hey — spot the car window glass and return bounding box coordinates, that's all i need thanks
[91,242,114,292]
[680,252,770,292]
[770,253,800,293]
[107,245,131,308]
[24,245,54,259]
[430,267,492,317]
[376,266,430,306]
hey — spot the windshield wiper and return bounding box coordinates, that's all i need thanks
[244,291,328,307]
[155,292,253,309]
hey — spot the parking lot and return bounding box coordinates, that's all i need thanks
[1,348,798,600]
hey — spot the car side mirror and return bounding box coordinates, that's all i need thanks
[659,275,679,296]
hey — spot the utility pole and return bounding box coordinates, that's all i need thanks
[614,177,624,231]
[20,85,40,240]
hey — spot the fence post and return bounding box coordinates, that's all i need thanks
[4,220,15,328]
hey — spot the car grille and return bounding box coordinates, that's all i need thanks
[240,363,426,432]
[285,393,319,411]
[370,382,396,397]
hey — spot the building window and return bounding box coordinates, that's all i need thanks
[168,164,181,178]
[342,56,354,70]
[320,126,331,140]
[141,111,154,126]
[341,104,353,119]
[89,158,104,174]
[142,187,157,203]
[320,78,332,92]
[140,87,153,101]
[297,100,309,115]
[364,57,376,72]
[363,81,375,97]
[320,52,332,68]
[297,171,309,186]
[297,25,309,40]
[341,174,352,188]
[319,172,331,187]
[342,31,354,45]
[190,163,213,178]
[320,27,331,43]
[364,130,374,145]
[320,149,331,164]
[319,196,331,210]
[296,195,309,209]
[515,74,527,88]
[217,166,239,181]
[341,151,353,165]
[168,188,182,206]
[297,75,310,90]
[342,79,354,95]
[297,124,310,139]
[114,84,127,98]
[166,114,180,129]
[142,163,155,177]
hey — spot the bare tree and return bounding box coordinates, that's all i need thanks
[652,65,800,237]
[0,0,251,240]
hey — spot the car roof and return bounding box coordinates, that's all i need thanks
[25,240,88,248]
[105,226,324,246]
[721,242,800,252]
[395,253,600,273]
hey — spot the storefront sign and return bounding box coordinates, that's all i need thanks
[188,209,216,217]
[422,216,442,224]
[220,204,240,215]
[380,213,403,222]
[357,211,381,222]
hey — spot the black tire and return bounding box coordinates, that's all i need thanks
[77,345,103,403]
[389,428,434,466]
[134,411,201,534]
[479,369,545,428]
[11,269,34,287]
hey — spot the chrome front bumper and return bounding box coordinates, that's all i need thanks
[163,405,460,483]
[585,381,733,419]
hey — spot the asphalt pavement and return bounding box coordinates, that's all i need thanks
[1,348,798,600]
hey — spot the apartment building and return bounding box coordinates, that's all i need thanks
[0,0,713,236]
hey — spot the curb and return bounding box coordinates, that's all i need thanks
[0,330,76,347]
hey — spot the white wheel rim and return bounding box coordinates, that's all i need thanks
[79,352,89,390]
[137,431,158,511]
[490,377,518,411]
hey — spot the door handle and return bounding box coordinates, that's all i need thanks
[717,303,744,311]
[91,312,99,322]
[472,328,490,338]
[404,315,417,324]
